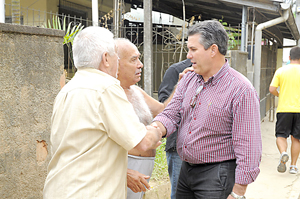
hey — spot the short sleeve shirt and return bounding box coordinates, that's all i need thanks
[270,64,300,113]
[43,68,146,199]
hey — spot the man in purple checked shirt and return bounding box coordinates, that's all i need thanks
[152,20,262,199]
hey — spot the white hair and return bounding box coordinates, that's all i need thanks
[114,38,137,58]
[73,26,115,69]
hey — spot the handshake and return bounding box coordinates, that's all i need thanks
[145,122,164,149]
[135,121,166,152]
[142,122,165,150]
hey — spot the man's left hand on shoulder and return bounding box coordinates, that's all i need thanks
[179,67,194,81]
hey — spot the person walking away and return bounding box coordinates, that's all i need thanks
[269,46,300,174]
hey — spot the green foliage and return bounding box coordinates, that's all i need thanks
[43,15,84,79]
[151,138,169,181]
[43,15,84,45]
[219,18,241,50]
[227,32,240,50]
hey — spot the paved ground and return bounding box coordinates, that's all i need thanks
[246,114,300,199]
[145,113,300,199]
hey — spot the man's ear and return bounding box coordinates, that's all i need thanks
[97,52,110,70]
[211,44,218,57]
[102,52,110,68]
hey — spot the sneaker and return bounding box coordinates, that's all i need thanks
[289,165,298,174]
[277,152,289,173]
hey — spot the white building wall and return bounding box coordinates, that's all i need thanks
[282,38,297,63]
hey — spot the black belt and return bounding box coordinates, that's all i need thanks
[186,159,236,167]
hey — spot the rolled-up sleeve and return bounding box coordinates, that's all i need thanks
[232,88,262,184]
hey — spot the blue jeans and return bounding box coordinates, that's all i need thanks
[166,150,182,199]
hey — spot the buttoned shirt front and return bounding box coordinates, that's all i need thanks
[43,68,146,199]
[154,61,262,185]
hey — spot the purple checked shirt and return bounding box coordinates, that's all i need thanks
[154,61,262,185]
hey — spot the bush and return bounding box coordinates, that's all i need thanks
[151,138,169,181]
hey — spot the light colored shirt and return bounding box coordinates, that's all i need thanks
[154,61,262,185]
[43,68,146,199]
[270,64,300,113]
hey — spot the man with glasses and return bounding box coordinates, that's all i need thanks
[152,20,262,199]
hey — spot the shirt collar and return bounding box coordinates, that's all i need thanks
[197,59,229,86]
[77,67,119,84]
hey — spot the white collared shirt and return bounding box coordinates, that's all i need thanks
[43,68,146,199]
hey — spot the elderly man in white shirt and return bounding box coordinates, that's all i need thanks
[43,27,162,199]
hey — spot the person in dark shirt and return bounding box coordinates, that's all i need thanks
[158,59,191,199]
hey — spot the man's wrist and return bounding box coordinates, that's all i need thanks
[230,191,246,199]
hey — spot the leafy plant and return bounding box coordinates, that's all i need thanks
[219,18,241,50]
[43,15,84,79]
[43,15,84,45]
[151,138,169,181]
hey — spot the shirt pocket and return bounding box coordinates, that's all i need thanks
[203,105,232,132]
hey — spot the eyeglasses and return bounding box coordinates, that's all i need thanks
[190,85,203,108]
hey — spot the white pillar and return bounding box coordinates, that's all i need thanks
[113,0,119,37]
[92,0,99,26]
[143,0,153,96]
[0,0,5,23]
[241,6,247,52]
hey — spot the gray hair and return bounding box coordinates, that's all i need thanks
[73,26,115,69]
[114,38,137,57]
[187,20,228,55]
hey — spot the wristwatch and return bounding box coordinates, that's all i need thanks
[231,191,246,199]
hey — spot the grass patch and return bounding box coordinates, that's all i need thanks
[151,138,169,181]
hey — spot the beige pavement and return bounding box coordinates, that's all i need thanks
[246,114,300,199]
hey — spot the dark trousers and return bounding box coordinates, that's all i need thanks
[176,160,236,199]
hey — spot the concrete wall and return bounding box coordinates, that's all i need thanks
[0,23,64,198]
[226,50,248,77]
[277,48,283,70]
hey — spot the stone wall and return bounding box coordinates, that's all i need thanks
[0,23,64,198]
[226,50,249,78]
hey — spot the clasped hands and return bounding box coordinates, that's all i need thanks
[146,122,163,149]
